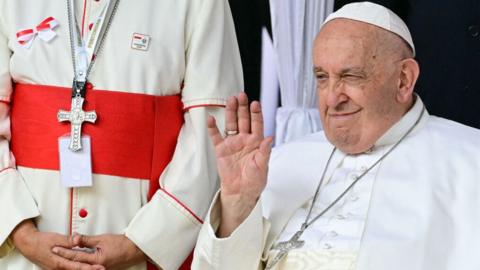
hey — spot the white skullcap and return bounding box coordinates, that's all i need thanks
[323,1,415,56]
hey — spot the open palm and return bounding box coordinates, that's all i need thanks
[207,93,272,236]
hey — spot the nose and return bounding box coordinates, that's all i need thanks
[325,81,348,108]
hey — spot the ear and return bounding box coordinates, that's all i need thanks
[396,58,420,104]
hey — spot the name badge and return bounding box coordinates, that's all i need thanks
[58,136,93,187]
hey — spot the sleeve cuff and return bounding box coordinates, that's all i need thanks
[0,168,40,249]
[125,189,203,270]
[192,191,268,270]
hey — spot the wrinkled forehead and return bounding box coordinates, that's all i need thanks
[316,19,380,49]
[314,19,380,66]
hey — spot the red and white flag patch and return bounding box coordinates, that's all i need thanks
[131,33,150,51]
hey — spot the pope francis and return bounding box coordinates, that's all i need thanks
[191,2,480,270]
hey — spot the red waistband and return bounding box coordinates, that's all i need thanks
[10,84,184,200]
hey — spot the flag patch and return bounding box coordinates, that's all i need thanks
[131,33,150,51]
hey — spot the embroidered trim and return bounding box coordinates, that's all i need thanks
[184,104,225,112]
[159,188,203,224]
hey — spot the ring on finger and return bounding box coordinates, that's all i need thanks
[225,130,239,136]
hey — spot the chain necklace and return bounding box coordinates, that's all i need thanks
[58,0,120,151]
[67,0,120,94]
[265,105,426,269]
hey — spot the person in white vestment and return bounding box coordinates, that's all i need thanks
[192,2,480,270]
[0,0,242,269]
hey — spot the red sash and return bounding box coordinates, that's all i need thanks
[11,83,183,199]
[10,84,192,269]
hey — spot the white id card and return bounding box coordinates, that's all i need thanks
[58,136,93,187]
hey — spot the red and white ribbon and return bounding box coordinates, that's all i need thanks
[16,17,59,49]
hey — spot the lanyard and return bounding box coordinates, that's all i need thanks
[57,0,120,151]
[67,0,119,97]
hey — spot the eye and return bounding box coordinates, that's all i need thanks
[342,73,364,82]
[316,73,328,81]
[315,74,328,89]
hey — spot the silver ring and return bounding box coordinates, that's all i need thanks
[225,130,239,136]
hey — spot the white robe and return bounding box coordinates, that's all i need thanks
[0,0,243,269]
[192,96,480,270]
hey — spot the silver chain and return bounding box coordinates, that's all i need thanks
[301,106,426,231]
[66,0,77,79]
[66,0,120,83]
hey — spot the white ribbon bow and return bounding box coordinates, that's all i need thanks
[16,17,59,49]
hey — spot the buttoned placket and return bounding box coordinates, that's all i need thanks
[314,148,385,251]
[69,0,106,235]
[274,146,388,253]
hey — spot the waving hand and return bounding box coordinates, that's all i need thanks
[207,93,273,237]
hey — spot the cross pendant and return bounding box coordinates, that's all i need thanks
[57,95,97,151]
[265,230,305,269]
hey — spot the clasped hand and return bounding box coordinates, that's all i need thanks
[12,219,145,270]
[52,233,146,270]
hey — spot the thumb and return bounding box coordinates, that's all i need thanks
[73,233,100,248]
[53,233,76,248]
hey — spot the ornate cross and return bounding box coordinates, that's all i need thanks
[265,230,305,269]
[57,95,97,151]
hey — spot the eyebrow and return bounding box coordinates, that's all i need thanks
[340,67,366,75]
[313,66,366,74]
[313,66,324,73]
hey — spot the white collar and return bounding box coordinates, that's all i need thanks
[374,94,429,148]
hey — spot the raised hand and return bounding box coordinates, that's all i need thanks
[207,93,273,237]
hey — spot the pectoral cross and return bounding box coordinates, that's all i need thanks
[57,83,97,151]
[265,230,305,269]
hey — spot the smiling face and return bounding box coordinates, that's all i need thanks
[314,19,416,154]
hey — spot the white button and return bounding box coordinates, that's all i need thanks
[323,243,332,249]
[328,231,338,237]
[360,165,368,171]
[350,195,359,201]
[350,174,358,180]
[336,214,346,220]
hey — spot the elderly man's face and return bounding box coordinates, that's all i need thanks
[313,19,410,154]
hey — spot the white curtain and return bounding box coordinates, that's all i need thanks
[265,0,334,145]
[260,27,279,138]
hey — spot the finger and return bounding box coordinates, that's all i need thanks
[225,95,239,135]
[207,115,223,146]
[259,137,273,155]
[54,254,104,270]
[52,246,99,265]
[49,233,76,249]
[73,234,100,248]
[69,232,81,247]
[237,92,250,133]
[257,136,273,169]
[250,101,264,138]
[71,233,82,247]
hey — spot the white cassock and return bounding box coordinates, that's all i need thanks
[192,96,480,270]
[0,0,243,269]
